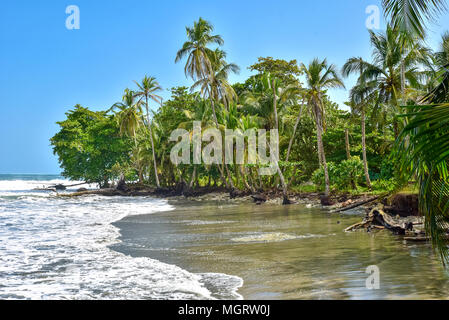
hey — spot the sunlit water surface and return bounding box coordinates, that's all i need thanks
[113,198,449,299]
[1,175,449,299]
[0,175,242,299]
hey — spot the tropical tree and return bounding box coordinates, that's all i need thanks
[301,58,345,197]
[192,48,240,111]
[175,17,224,81]
[111,89,143,140]
[395,103,449,262]
[351,26,429,137]
[382,0,447,38]
[423,32,449,103]
[242,73,302,201]
[51,105,131,187]
[134,76,163,188]
[394,30,449,263]
[342,57,378,189]
[285,92,307,163]
[176,18,236,188]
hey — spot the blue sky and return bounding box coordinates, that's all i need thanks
[1,0,449,174]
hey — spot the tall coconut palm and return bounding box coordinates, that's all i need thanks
[382,0,447,38]
[192,49,240,112]
[175,17,224,81]
[342,57,377,189]
[423,32,449,103]
[176,18,235,188]
[242,74,300,130]
[355,27,428,137]
[243,73,301,202]
[112,89,143,139]
[301,58,345,197]
[395,31,449,263]
[179,97,215,189]
[285,93,307,163]
[134,76,163,188]
[396,102,449,262]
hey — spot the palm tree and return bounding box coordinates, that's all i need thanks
[354,26,428,137]
[179,97,215,189]
[110,89,147,183]
[243,73,302,202]
[134,76,163,188]
[175,17,224,81]
[395,31,449,263]
[242,74,300,130]
[342,57,377,189]
[423,32,449,103]
[192,49,240,112]
[396,102,449,262]
[301,58,345,198]
[176,18,236,188]
[285,93,307,163]
[112,89,143,139]
[382,0,447,38]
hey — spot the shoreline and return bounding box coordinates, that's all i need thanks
[111,195,443,300]
[57,183,377,213]
[60,183,427,239]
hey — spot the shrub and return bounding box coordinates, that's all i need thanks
[335,156,364,189]
[312,162,337,189]
[371,179,396,193]
[312,157,364,191]
[379,158,395,180]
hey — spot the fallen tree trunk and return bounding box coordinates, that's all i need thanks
[35,182,87,191]
[345,205,417,235]
[332,194,387,213]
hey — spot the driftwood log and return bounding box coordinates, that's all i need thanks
[332,194,387,213]
[345,205,422,236]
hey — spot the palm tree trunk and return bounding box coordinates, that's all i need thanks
[317,138,324,165]
[315,103,330,197]
[145,97,160,188]
[271,79,289,203]
[239,165,254,192]
[209,97,229,188]
[286,102,304,163]
[189,165,197,189]
[345,128,351,160]
[209,96,235,190]
[393,117,399,139]
[272,79,279,130]
[361,107,372,189]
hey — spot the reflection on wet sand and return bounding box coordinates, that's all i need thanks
[113,199,449,300]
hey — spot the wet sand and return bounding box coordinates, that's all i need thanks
[111,198,449,300]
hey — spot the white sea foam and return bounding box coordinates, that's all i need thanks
[0,178,243,300]
[230,232,327,243]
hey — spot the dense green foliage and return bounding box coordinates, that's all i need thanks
[51,5,449,261]
[50,105,131,187]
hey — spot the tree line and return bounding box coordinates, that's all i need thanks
[51,1,449,261]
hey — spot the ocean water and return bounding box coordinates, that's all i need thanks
[0,174,243,300]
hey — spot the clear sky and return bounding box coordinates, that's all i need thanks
[1,0,449,174]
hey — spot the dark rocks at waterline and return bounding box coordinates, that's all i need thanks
[76,187,88,192]
[251,194,267,203]
[384,193,419,217]
[282,196,292,205]
[116,177,128,192]
[320,195,335,206]
[53,184,67,191]
[230,189,250,199]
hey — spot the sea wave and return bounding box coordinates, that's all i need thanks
[0,178,243,300]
